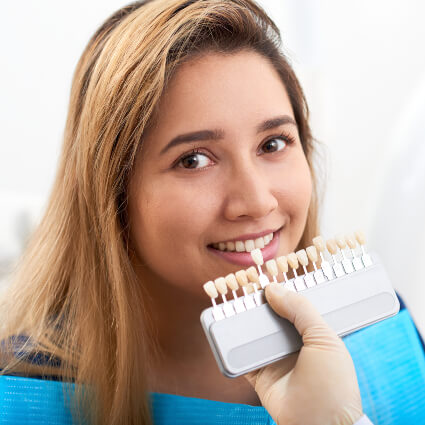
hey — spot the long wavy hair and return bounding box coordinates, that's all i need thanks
[0,0,319,423]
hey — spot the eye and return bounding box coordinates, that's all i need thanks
[261,136,290,153]
[176,150,214,170]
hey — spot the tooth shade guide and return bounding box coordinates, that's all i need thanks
[250,248,264,266]
[311,237,334,281]
[214,277,228,295]
[205,231,374,321]
[330,254,345,278]
[284,281,297,292]
[352,253,365,271]
[334,236,355,274]
[355,230,366,245]
[203,281,225,321]
[354,230,373,267]
[224,273,238,290]
[312,235,325,252]
[345,234,356,249]
[265,259,279,283]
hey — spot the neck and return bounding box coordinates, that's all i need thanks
[138,266,260,405]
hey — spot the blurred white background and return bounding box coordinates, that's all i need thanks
[1,1,424,333]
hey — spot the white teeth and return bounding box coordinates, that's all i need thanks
[226,241,235,251]
[213,232,275,252]
[245,240,255,252]
[254,237,264,249]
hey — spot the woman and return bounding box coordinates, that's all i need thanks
[0,0,369,424]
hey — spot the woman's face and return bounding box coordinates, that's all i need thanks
[128,50,312,297]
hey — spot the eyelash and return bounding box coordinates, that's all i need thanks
[174,132,296,170]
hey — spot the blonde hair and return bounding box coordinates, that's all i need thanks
[0,0,319,423]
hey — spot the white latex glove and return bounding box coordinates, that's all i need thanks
[245,283,363,425]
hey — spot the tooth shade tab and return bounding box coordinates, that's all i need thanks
[296,249,308,267]
[214,277,228,295]
[336,235,347,250]
[266,259,278,276]
[355,230,366,245]
[276,256,289,273]
[326,238,338,255]
[245,283,255,294]
[312,235,325,252]
[226,241,235,251]
[225,273,238,290]
[235,241,245,252]
[204,281,218,299]
[245,239,255,252]
[246,266,259,283]
[235,270,248,287]
[306,246,318,263]
[345,234,357,249]
[251,248,264,266]
[254,237,265,249]
[287,252,299,269]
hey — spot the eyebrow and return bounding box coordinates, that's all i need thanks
[160,114,297,154]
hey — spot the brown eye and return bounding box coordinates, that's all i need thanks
[178,152,213,169]
[261,138,286,154]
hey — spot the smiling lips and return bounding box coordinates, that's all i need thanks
[212,232,274,253]
[208,229,281,266]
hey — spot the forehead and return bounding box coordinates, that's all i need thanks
[145,50,294,147]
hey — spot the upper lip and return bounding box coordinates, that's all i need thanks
[209,226,282,245]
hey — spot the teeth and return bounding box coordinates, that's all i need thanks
[245,240,255,252]
[213,233,275,252]
[226,241,235,251]
[254,237,264,249]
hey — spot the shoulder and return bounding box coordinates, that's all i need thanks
[0,335,63,381]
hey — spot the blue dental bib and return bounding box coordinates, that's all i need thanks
[1,299,425,424]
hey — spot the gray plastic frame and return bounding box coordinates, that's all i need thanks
[200,255,400,378]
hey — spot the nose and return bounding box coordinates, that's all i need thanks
[223,160,278,221]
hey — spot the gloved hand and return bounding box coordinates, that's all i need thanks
[244,283,363,425]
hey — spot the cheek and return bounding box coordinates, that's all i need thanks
[273,152,312,247]
[129,176,221,284]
